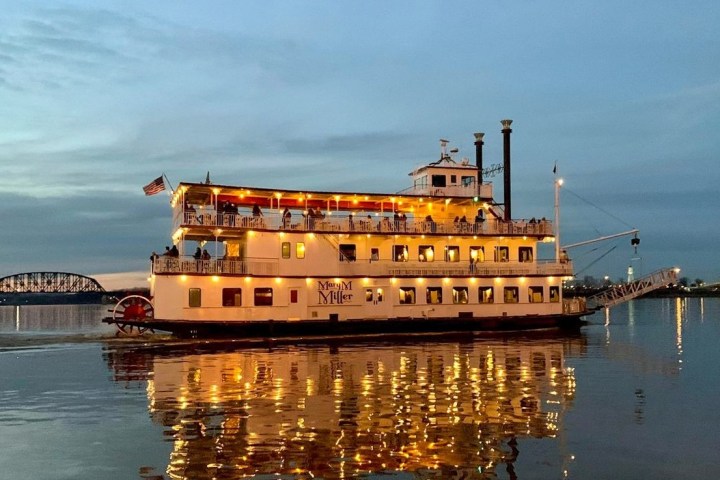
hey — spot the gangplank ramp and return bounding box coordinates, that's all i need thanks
[586,268,679,310]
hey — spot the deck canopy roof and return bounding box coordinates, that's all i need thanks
[175,182,496,215]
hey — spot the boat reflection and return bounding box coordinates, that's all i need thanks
[105,334,585,479]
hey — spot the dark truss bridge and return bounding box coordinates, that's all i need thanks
[0,272,105,294]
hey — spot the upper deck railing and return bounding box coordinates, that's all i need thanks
[151,256,572,277]
[177,210,553,237]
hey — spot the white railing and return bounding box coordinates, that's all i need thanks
[152,256,572,278]
[333,259,571,277]
[179,211,553,237]
[152,257,278,275]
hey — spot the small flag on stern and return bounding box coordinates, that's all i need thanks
[143,176,165,196]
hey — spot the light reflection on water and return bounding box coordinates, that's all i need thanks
[1,299,719,479]
[104,334,583,479]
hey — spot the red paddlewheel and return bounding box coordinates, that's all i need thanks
[112,295,155,336]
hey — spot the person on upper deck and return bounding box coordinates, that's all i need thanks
[169,245,179,257]
[193,247,202,260]
[252,204,263,217]
[282,207,291,228]
[474,209,485,223]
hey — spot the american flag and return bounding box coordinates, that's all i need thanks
[143,176,165,196]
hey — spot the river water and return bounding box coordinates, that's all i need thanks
[0,298,718,479]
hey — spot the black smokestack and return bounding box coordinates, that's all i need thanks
[474,132,485,194]
[501,119,512,221]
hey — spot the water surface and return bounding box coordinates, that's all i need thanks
[1,299,718,479]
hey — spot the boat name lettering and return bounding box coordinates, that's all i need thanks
[317,280,354,304]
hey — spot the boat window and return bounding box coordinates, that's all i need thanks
[426,287,443,304]
[399,287,416,304]
[550,286,560,303]
[414,176,428,189]
[254,287,273,306]
[370,248,379,262]
[290,289,298,303]
[281,242,291,259]
[365,289,374,302]
[296,242,305,259]
[418,245,434,262]
[376,288,384,302]
[393,245,408,262]
[222,288,242,307]
[188,288,201,307]
[431,175,446,187]
[461,176,474,187]
[452,287,469,304]
[519,247,533,263]
[450,175,457,184]
[445,246,460,262]
[504,286,519,303]
[494,246,509,262]
[529,286,543,303]
[479,286,494,304]
[470,246,485,263]
[339,244,356,262]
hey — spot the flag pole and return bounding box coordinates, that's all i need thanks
[554,163,563,262]
[162,173,175,194]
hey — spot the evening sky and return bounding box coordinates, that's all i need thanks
[1,1,719,288]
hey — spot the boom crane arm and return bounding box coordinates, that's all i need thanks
[561,229,639,250]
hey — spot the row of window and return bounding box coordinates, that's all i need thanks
[413,174,476,189]
[281,241,534,263]
[397,286,559,304]
[187,285,560,308]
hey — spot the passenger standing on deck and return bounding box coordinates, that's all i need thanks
[474,209,485,233]
[252,204,263,217]
[282,207,291,229]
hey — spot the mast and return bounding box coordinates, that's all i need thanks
[554,176,563,261]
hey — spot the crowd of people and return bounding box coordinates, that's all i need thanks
[179,201,552,236]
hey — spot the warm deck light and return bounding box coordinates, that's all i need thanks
[180,275,187,282]
[212,276,220,282]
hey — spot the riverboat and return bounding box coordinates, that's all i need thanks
[106,120,587,337]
